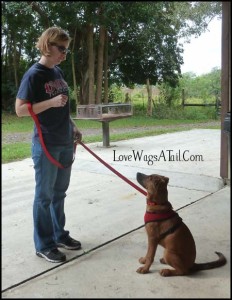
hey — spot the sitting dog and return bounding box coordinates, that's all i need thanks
[136,172,226,276]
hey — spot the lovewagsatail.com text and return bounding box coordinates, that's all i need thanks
[113,149,204,166]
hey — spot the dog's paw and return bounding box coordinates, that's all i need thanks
[139,257,146,264]
[159,268,172,277]
[136,267,149,274]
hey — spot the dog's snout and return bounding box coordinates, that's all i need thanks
[136,172,147,187]
[136,172,143,182]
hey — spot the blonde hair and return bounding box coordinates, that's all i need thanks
[36,26,72,56]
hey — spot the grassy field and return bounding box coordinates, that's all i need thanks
[2,106,220,163]
[2,106,219,133]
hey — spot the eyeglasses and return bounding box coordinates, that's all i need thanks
[50,43,70,54]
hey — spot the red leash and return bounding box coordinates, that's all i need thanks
[27,103,76,169]
[79,141,147,196]
[27,102,146,195]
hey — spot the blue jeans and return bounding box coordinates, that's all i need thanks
[32,139,74,252]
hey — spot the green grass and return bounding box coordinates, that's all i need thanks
[2,143,31,163]
[2,107,218,133]
[80,127,192,144]
[95,116,192,127]
[2,113,34,133]
[2,110,220,163]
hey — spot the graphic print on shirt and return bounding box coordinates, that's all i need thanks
[45,79,68,97]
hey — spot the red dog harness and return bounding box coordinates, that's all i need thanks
[144,204,183,240]
[144,210,177,224]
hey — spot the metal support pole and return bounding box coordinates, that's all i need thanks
[102,121,110,147]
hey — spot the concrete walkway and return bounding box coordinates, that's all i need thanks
[2,129,230,298]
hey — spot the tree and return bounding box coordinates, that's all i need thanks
[1,2,42,109]
[158,67,221,107]
[2,1,222,111]
[167,1,222,41]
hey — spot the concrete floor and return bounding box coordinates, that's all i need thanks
[2,129,230,298]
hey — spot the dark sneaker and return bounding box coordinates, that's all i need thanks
[36,248,66,263]
[56,236,82,250]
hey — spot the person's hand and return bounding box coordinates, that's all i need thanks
[73,127,82,143]
[51,94,68,107]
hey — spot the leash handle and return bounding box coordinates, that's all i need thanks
[79,141,147,196]
[27,102,76,169]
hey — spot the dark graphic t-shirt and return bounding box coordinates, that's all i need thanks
[17,62,73,146]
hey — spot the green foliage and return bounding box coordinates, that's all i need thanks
[2,1,222,110]
[152,103,218,120]
[68,87,78,113]
[156,82,181,107]
[108,85,125,103]
[112,2,183,88]
[181,67,221,100]
[169,2,222,41]
[154,67,221,107]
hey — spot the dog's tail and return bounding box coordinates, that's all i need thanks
[191,252,226,272]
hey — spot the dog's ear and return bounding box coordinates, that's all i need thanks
[163,176,169,186]
[158,176,169,191]
[155,176,169,204]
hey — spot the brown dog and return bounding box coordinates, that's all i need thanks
[136,172,226,276]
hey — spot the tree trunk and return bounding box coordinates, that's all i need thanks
[12,37,18,89]
[96,26,105,104]
[103,31,109,104]
[82,69,89,105]
[146,78,153,116]
[71,27,78,109]
[87,24,95,104]
[28,2,50,28]
[181,88,185,107]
